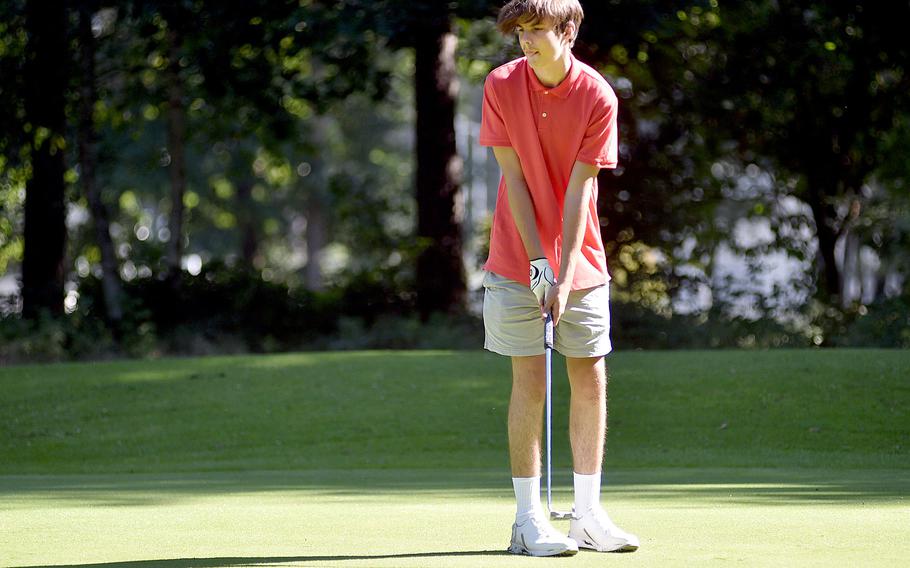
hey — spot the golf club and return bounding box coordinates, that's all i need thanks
[545,312,574,521]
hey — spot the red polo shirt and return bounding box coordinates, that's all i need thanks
[479,54,618,289]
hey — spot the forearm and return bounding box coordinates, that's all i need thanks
[505,176,545,260]
[492,146,544,261]
[558,162,599,285]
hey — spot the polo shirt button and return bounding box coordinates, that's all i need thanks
[542,112,548,118]
[544,91,549,94]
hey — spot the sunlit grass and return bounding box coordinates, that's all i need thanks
[2,468,907,567]
[1,349,908,566]
[1,349,908,474]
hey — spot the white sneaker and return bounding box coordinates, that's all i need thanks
[568,506,640,552]
[508,514,579,557]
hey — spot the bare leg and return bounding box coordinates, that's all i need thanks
[508,355,547,477]
[564,357,639,551]
[506,355,580,556]
[566,356,607,475]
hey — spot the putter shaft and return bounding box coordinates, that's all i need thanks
[545,314,574,520]
[544,314,573,519]
[545,314,553,514]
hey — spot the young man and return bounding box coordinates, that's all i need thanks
[479,0,640,557]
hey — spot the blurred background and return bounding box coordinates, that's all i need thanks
[1,0,908,362]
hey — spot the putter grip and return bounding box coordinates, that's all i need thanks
[544,313,554,349]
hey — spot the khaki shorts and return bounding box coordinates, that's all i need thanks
[482,271,612,358]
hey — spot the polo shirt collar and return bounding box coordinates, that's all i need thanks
[525,54,581,99]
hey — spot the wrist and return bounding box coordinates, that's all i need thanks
[557,262,575,286]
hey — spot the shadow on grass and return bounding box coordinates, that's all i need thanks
[1,468,908,507]
[14,550,509,568]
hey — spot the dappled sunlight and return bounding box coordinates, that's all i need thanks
[608,481,910,506]
[2,350,906,475]
[2,468,906,508]
[2,468,908,567]
[9,349,506,385]
[237,350,494,368]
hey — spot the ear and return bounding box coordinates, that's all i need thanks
[562,21,578,45]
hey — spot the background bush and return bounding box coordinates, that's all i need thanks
[6,268,907,365]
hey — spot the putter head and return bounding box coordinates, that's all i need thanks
[550,510,575,521]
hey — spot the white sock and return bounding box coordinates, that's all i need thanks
[513,476,543,522]
[573,471,601,514]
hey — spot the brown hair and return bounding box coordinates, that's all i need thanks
[496,0,584,42]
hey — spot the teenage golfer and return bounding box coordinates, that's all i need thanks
[480,0,640,557]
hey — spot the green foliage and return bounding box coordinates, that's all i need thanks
[0,0,27,167]
[90,265,343,353]
[0,182,24,275]
[0,309,117,364]
[0,262,484,362]
[2,0,909,356]
[455,16,513,82]
[579,0,910,317]
[329,312,483,350]
[835,296,910,348]
[47,5,418,299]
[0,2,28,275]
[611,297,811,350]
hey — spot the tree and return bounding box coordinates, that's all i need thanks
[365,0,494,317]
[699,1,910,305]
[576,1,910,323]
[0,1,29,293]
[573,0,707,313]
[77,0,124,328]
[161,15,188,285]
[21,0,69,318]
[413,4,467,318]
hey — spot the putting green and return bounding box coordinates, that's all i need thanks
[3,468,907,567]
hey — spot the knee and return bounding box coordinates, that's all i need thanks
[568,363,606,403]
[572,375,605,403]
[512,374,547,404]
[511,356,547,405]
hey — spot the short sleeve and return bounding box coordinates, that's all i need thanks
[576,91,618,169]
[479,77,511,147]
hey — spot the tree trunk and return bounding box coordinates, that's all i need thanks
[804,166,843,305]
[303,116,332,292]
[78,2,124,329]
[164,26,187,285]
[304,193,327,292]
[414,17,466,319]
[235,178,259,268]
[22,0,68,319]
[841,230,860,305]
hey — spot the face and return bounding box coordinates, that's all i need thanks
[515,17,574,69]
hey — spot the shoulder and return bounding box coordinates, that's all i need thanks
[573,60,617,106]
[485,57,526,89]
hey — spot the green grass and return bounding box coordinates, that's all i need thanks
[2,468,908,567]
[2,350,908,473]
[1,349,908,567]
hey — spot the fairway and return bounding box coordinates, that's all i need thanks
[2,349,908,567]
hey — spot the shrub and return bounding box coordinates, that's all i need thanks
[836,295,910,348]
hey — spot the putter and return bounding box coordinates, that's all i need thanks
[545,312,574,521]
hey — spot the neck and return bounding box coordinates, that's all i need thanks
[532,49,572,88]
